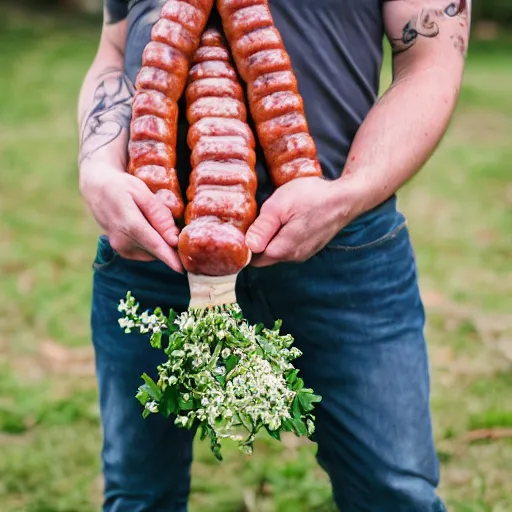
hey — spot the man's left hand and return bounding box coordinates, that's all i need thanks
[246,177,359,268]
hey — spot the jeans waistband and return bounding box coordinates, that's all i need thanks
[342,194,398,234]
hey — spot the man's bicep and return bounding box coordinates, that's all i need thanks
[384,0,471,73]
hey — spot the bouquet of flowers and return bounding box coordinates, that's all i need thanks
[118,292,321,460]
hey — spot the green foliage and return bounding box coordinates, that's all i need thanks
[120,296,322,460]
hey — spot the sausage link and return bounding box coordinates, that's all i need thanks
[185,77,244,104]
[187,118,255,149]
[178,29,257,276]
[217,0,323,187]
[128,0,214,219]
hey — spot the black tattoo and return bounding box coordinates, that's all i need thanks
[391,0,468,55]
[79,67,134,163]
[104,0,128,25]
[451,34,466,55]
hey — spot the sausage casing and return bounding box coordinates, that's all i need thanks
[128,0,214,219]
[178,29,257,276]
[217,0,323,186]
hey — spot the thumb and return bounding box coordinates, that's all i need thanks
[246,205,282,254]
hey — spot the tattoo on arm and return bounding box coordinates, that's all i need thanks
[391,0,469,55]
[79,67,134,163]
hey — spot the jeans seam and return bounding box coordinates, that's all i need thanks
[325,220,408,252]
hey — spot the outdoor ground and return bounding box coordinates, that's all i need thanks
[0,9,511,512]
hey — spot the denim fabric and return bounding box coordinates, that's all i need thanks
[91,198,446,512]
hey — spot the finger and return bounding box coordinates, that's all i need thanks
[246,203,282,254]
[250,223,300,268]
[124,211,184,273]
[250,253,280,268]
[134,186,180,247]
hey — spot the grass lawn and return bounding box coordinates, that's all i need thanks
[0,8,511,512]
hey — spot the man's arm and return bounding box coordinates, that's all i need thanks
[78,1,182,271]
[335,0,471,215]
[78,1,130,169]
[246,0,470,266]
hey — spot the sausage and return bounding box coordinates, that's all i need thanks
[178,29,257,276]
[217,0,323,186]
[128,0,214,219]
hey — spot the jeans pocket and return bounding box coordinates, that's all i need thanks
[325,211,407,252]
[92,235,119,271]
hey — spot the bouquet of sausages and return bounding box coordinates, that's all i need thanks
[119,0,322,459]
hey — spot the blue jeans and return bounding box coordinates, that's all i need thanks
[91,197,446,511]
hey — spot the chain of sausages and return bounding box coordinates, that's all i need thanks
[128,0,214,219]
[217,0,322,187]
[128,1,323,276]
[178,29,257,276]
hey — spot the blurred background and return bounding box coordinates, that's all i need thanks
[0,1,511,511]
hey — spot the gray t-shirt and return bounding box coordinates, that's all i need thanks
[109,0,384,202]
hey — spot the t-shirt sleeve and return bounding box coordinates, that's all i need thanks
[105,0,128,23]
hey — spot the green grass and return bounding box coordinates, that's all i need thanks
[1,8,511,511]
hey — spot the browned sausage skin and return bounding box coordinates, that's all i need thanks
[178,29,258,277]
[128,0,214,219]
[217,0,323,187]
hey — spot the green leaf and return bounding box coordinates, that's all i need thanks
[135,386,150,406]
[141,373,162,401]
[291,395,302,420]
[179,396,196,411]
[214,375,225,387]
[286,370,299,386]
[298,391,323,413]
[150,331,162,349]
[272,319,282,332]
[255,323,264,335]
[168,309,177,324]
[265,426,281,441]
[225,355,240,374]
[282,419,294,432]
[160,386,179,417]
[293,377,305,392]
[291,418,308,437]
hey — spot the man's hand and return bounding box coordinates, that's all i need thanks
[246,177,359,268]
[80,164,183,272]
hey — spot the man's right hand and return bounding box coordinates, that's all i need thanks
[80,164,183,273]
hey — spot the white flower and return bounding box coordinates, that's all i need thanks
[175,416,189,427]
[221,348,231,359]
[168,375,178,385]
[146,401,159,413]
[214,366,226,376]
[183,393,190,402]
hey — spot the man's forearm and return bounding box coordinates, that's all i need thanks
[78,64,133,173]
[336,66,462,218]
[78,14,131,185]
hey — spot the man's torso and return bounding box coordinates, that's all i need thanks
[121,0,385,201]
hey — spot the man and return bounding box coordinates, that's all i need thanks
[78,0,470,510]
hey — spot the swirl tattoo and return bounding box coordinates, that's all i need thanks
[391,0,468,55]
[79,67,134,163]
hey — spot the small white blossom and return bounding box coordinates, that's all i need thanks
[146,401,159,413]
[214,366,226,376]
